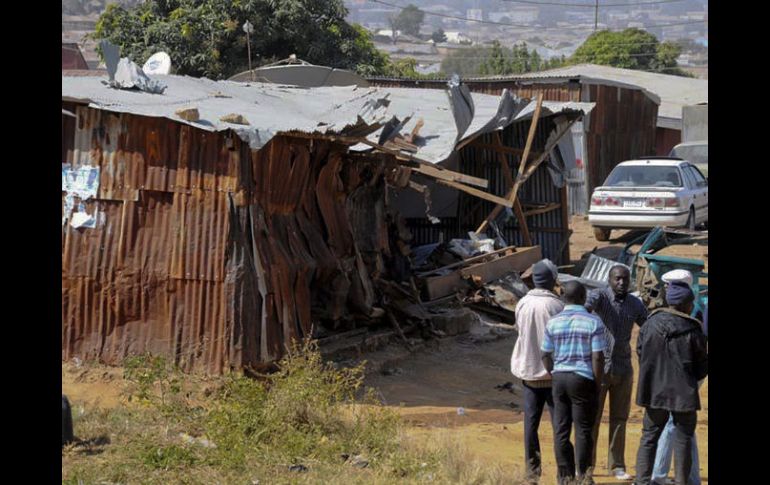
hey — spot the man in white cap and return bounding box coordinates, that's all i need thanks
[651,270,703,485]
[511,259,564,483]
[634,277,708,485]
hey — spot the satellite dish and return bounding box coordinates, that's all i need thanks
[142,52,171,75]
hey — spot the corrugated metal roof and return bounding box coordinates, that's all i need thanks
[516,64,706,122]
[63,74,594,165]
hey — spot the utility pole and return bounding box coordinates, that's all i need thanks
[243,20,254,81]
[594,0,599,32]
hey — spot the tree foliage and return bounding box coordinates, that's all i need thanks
[92,0,391,79]
[442,41,566,77]
[392,4,424,37]
[570,28,693,77]
[431,28,447,44]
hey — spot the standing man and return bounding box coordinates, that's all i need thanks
[586,265,647,481]
[651,270,704,485]
[542,280,607,485]
[511,259,564,483]
[634,281,708,485]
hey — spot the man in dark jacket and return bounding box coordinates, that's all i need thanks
[634,280,708,485]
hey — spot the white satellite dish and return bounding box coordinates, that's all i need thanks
[142,52,171,75]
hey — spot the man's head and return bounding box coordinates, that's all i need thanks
[532,259,558,290]
[665,280,695,314]
[562,280,587,306]
[608,265,631,297]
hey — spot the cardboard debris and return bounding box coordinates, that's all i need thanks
[220,113,250,125]
[175,107,200,121]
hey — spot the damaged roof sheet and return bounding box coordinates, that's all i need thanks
[62,74,593,164]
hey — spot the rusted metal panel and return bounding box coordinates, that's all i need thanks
[70,106,241,200]
[63,109,401,372]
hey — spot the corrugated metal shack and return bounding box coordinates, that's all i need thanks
[368,72,659,215]
[62,74,592,373]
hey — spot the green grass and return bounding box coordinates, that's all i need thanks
[63,340,527,484]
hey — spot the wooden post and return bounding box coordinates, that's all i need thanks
[476,93,544,235]
[493,130,532,246]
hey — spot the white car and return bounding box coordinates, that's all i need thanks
[588,158,708,241]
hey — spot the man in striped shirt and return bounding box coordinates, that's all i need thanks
[542,281,607,485]
[586,265,648,481]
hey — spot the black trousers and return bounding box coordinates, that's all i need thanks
[635,407,697,485]
[522,383,555,477]
[552,372,599,482]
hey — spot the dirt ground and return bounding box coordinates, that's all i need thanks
[365,216,708,484]
[62,216,708,484]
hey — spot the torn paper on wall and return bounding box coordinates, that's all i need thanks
[70,210,96,229]
[62,164,100,226]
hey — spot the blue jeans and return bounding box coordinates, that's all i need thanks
[652,415,700,485]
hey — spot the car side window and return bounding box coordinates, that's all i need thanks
[681,166,697,189]
[690,166,708,187]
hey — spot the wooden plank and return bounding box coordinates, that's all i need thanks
[416,245,516,277]
[522,203,562,217]
[459,245,542,281]
[435,179,513,207]
[517,93,545,181]
[493,131,532,246]
[412,164,489,189]
[423,246,542,300]
[476,93,544,234]
[518,118,580,182]
[495,131,514,190]
[407,180,427,193]
[512,198,533,246]
[356,138,492,190]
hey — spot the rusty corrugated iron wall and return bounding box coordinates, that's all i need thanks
[62,104,392,373]
[368,77,658,197]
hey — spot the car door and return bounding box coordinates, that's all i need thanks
[688,165,709,222]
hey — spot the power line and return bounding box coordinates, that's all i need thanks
[504,0,688,7]
[368,0,707,31]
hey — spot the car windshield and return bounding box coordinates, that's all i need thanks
[603,165,682,188]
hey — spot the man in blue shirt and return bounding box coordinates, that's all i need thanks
[542,281,607,485]
[586,264,648,481]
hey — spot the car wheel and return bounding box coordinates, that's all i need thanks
[593,226,611,242]
[685,207,696,231]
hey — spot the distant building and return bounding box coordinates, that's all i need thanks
[444,31,472,44]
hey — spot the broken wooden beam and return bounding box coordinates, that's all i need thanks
[475,93,544,235]
[492,130,532,247]
[522,203,562,217]
[422,246,542,300]
[410,164,489,189]
[416,245,517,278]
[435,179,513,207]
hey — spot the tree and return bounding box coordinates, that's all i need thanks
[392,4,424,37]
[431,28,447,44]
[479,41,508,76]
[570,28,692,76]
[445,41,565,77]
[92,0,391,79]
